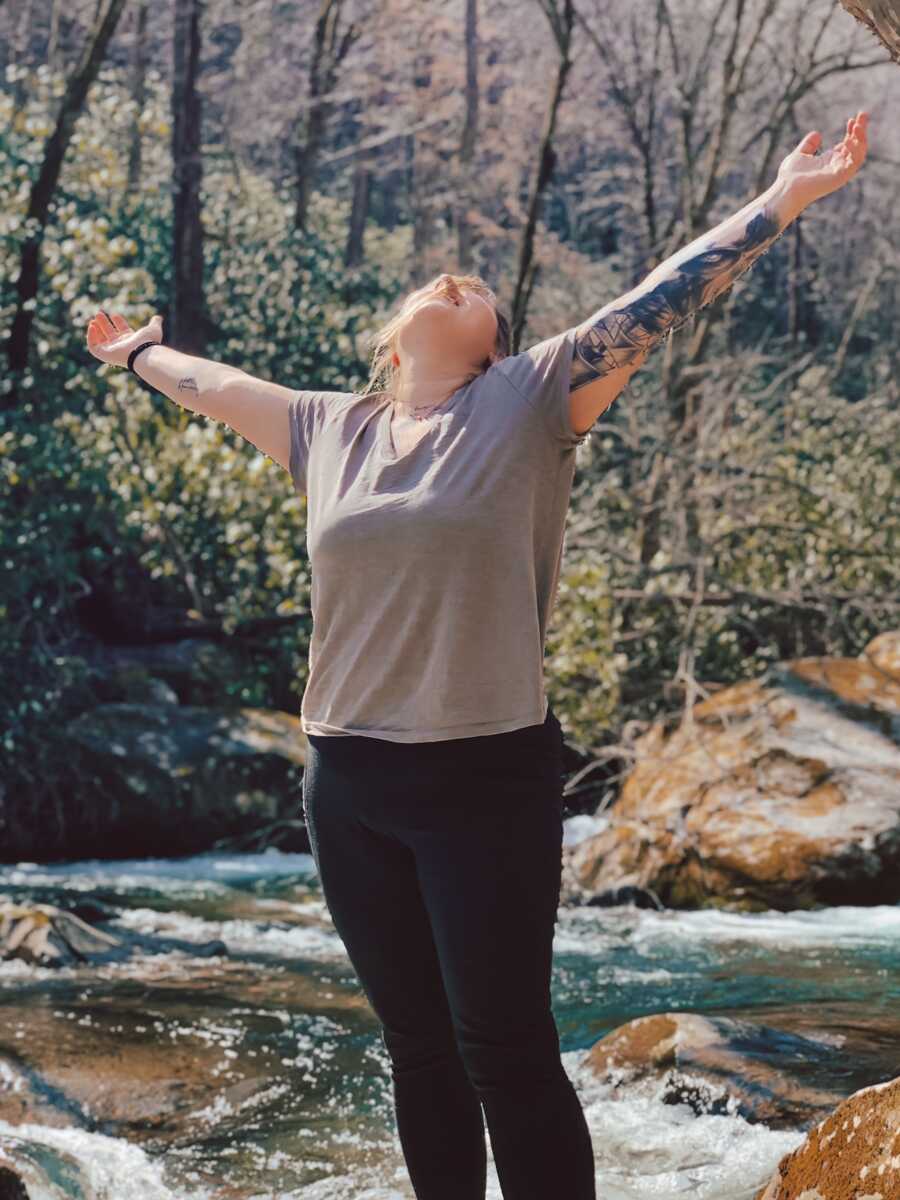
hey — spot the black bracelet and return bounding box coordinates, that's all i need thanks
[127,341,160,375]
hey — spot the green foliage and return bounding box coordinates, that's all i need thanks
[1,66,896,824]
[0,68,405,809]
[546,553,626,741]
[546,361,898,753]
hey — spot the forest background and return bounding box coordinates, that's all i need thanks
[1,0,898,831]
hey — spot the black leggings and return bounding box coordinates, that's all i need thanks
[301,705,596,1199]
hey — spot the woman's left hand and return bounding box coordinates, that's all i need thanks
[775,111,869,209]
[86,310,163,369]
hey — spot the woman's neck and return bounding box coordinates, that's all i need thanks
[391,362,473,418]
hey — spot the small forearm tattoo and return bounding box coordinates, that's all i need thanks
[178,376,199,394]
[572,204,785,388]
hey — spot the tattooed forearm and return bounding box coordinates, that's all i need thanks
[126,344,246,418]
[572,188,791,389]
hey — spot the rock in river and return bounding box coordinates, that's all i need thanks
[752,1075,900,1200]
[565,631,900,911]
[4,705,308,862]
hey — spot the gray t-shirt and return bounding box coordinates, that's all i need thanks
[287,325,588,743]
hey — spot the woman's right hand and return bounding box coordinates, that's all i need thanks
[774,111,869,209]
[86,310,164,368]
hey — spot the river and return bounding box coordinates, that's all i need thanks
[1,822,897,1199]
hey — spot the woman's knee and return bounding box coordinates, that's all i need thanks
[454,1011,565,1091]
[381,1024,462,1077]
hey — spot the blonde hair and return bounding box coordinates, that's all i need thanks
[359,273,511,399]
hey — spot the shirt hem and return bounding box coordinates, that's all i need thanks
[301,697,549,743]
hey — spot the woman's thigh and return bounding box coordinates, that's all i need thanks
[302,707,565,1052]
[396,726,565,1056]
[302,738,461,1050]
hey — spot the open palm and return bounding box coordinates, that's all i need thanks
[86,310,163,368]
[776,111,869,207]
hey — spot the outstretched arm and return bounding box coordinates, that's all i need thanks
[568,110,870,437]
[87,311,310,473]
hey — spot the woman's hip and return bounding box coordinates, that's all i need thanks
[302,703,564,831]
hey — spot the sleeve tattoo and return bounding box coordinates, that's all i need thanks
[572,203,787,390]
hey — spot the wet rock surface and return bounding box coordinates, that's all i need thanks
[0,850,896,1198]
[584,1008,899,1131]
[0,900,227,967]
[4,705,309,862]
[752,1075,900,1200]
[564,631,900,911]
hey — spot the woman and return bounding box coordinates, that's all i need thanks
[87,112,868,1199]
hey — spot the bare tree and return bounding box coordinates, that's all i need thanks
[293,0,360,231]
[342,73,379,275]
[11,0,38,111]
[409,44,437,284]
[47,0,63,73]
[171,0,210,354]
[126,0,149,193]
[510,0,576,351]
[574,0,886,570]
[344,157,371,267]
[456,0,480,271]
[4,0,129,411]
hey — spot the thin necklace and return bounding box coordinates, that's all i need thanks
[394,384,465,422]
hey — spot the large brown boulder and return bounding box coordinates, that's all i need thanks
[753,1075,900,1199]
[3,704,308,862]
[565,632,900,911]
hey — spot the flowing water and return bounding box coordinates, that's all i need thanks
[1,815,897,1199]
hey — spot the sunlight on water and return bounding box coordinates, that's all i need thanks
[0,1121,217,1200]
[1,847,897,1199]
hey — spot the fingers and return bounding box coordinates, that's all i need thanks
[103,310,130,334]
[829,112,868,173]
[96,310,118,338]
[86,318,106,354]
[848,110,869,147]
[833,111,868,180]
[848,111,868,161]
[88,316,112,346]
[87,309,130,347]
[799,130,820,155]
[88,313,110,344]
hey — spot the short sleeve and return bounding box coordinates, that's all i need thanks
[286,391,320,495]
[287,389,355,495]
[494,325,586,448]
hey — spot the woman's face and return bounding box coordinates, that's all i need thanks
[394,274,499,371]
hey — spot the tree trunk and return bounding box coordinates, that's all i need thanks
[4,0,129,411]
[126,0,149,193]
[47,0,62,72]
[410,133,435,286]
[344,160,370,268]
[409,49,436,286]
[293,0,359,232]
[837,0,900,61]
[456,0,479,272]
[171,0,208,355]
[11,0,37,111]
[510,0,575,352]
